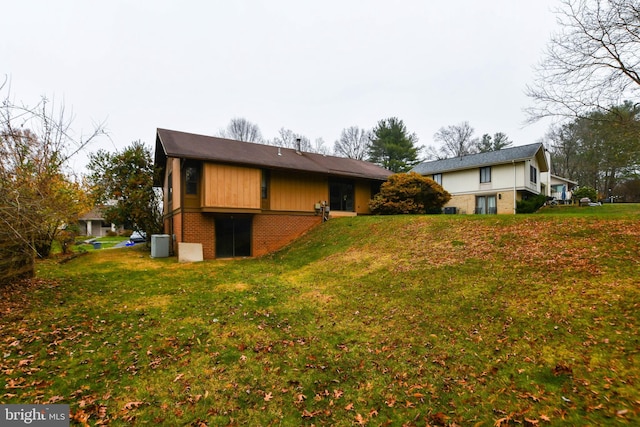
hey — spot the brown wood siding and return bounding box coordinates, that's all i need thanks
[355,180,373,214]
[164,158,181,211]
[202,164,261,209]
[270,171,327,212]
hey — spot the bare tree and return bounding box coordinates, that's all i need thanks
[269,128,311,152]
[312,137,330,155]
[526,0,640,121]
[219,117,263,142]
[0,78,105,283]
[432,121,477,158]
[333,126,371,160]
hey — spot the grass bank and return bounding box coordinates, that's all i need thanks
[1,204,639,425]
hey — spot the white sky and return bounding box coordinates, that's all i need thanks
[2,1,560,172]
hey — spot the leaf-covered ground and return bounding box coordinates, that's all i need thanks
[1,205,639,426]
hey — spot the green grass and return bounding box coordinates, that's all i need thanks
[51,235,131,255]
[1,204,639,426]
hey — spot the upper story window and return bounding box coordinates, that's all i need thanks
[261,170,270,199]
[185,166,198,195]
[480,166,491,183]
[530,165,538,184]
[432,173,442,185]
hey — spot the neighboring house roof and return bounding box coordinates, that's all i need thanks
[550,174,578,186]
[79,207,105,221]
[411,142,549,175]
[154,128,393,184]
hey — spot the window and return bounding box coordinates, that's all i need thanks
[329,179,355,211]
[476,195,497,214]
[215,215,252,258]
[480,167,491,183]
[185,166,198,195]
[432,173,442,185]
[261,170,269,199]
[168,172,173,202]
[530,165,538,183]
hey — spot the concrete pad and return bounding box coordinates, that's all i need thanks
[178,242,203,263]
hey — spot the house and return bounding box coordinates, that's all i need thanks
[78,207,116,237]
[410,143,550,214]
[546,174,578,204]
[153,128,392,259]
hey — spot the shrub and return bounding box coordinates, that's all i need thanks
[516,194,547,213]
[573,186,598,202]
[369,172,451,215]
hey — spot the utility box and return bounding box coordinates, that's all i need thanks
[151,234,170,258]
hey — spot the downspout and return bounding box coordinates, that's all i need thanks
[513,160,517,214]
[180,159,185,246]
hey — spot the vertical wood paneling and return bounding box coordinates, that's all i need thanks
[355,181,372,214]
[270,171,327,211]
[202,164,261,208]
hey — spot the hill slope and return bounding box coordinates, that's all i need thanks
[1,205,639,425]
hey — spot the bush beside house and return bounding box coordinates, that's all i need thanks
[369,172,451,214]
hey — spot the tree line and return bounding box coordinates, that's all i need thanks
[218,116,514,173]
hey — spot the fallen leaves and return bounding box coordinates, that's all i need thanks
[1,214,639,426]
[123,401,144,411]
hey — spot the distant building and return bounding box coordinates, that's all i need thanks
[411,143,550,214]
[78,207,116,237]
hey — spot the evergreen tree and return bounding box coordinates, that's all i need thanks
[368,117,419,172]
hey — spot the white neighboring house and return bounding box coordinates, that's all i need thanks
[78,207,116,237]
[411,143,551,214]
[546,174,578,204]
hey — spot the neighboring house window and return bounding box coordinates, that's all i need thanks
[480,167,491,183]
[476,195,497,214]
[185,166,198,195]
[168,172,173,202]
[530,165,537,184]
[432,173,442,185]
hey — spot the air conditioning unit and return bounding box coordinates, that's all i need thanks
[151,234,170,258]
[444,207,457,214]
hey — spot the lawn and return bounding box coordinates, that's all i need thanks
[1,204,639,426]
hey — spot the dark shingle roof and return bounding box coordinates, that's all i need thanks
[154,128,392,183]
[411,143,549,175]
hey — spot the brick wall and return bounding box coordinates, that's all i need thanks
[252,214,322,257]
[446,191,518,215]
[497,190,516,214]
[182,212,216,259]
[169,211,322,259]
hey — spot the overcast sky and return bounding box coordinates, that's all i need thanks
[2,1,560,172]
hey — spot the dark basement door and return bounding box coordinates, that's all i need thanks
[215,216,252,258]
